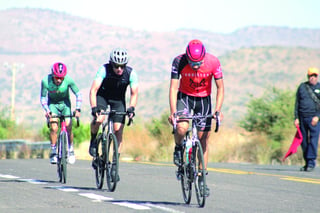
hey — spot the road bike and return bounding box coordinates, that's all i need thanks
[173,111,220,207]
[92,110,133,192]
[47,113,79,184]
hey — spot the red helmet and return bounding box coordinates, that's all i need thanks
[52,62,67,78]
[186,39,206,62]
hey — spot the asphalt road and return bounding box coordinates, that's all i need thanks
[1,159,320,213]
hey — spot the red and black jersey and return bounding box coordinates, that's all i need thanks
[171,53,223,97]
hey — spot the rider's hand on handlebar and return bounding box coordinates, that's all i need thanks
[213,111,223,121]
[91,107,100,117]
[45,111,51,118]
[168,113,175,125]
[126,106,135,119]
[75,109,81,118]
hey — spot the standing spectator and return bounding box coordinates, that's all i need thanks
[294,67,320,172]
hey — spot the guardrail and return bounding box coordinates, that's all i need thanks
[0,140,50,159]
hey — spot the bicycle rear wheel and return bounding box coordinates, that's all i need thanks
[194,140,206,207]
[95,134,105,189]
[180,145,192,204]
[105,133,119,192]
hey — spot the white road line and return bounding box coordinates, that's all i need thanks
[78,193,113,201]
[18,179,48,184]
[1,173,180,212]
[113,202,151,210]
[145,203,184,213]
[48,186,80,192]
[0,174,20,179]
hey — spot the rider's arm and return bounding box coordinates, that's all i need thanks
[129,70,139,108]
[68,76,83,111]
[90,79,102,108]
[90,66,105,108]
[169,79,179,116]
[40,78,50,113]
[214,78,224,113]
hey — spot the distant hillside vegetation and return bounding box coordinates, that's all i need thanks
[0,8,319,128]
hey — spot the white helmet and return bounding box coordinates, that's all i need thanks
[109,48,129,65]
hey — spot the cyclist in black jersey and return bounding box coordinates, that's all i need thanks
[89,48,139,174]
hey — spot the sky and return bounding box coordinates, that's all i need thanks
[0,0,319,33]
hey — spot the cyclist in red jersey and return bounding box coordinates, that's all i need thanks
[168,39,224,195]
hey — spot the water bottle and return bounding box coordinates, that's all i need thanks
[185,139,192,164]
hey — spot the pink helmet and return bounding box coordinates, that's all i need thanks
[186,39,206,62]
[52,62,67,78]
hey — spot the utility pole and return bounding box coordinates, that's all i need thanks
[3,62,24,121]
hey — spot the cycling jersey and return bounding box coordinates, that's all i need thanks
[171,53,223,97]
[40,74,82,113]
[95,63,138,100]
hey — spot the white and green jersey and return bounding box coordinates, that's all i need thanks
[40,74,82,113]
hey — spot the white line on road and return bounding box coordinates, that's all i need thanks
[113,202,151,210]
[0,174,20,179]
[78,193,113,201]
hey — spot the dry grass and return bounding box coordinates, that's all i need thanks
[70,125,317,166]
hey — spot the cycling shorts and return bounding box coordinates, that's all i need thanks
[96,95,126,124]
[176,92,212,131]
[49,102,72,120]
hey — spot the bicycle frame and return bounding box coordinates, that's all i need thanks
[93,109,132,191]
[47,113,79,183]
[173,111,219,207]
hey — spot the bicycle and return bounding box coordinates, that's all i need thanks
[92,109,133,192]
[47,112,79,184]
[173,111,220,207]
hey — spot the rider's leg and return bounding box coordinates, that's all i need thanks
[66,118,73,148]
[50,118,59,147]
[114,122,124,154]
[89,114,105,157]
[49,118,59,163]
[173,121,189,166]
[198,131,210,171]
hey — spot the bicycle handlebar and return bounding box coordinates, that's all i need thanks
[172,111,220,134]
[46,111,80,128]
[95,110,133,126]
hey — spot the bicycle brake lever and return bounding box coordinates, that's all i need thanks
[127,118,133,126]
[214,111,220,133]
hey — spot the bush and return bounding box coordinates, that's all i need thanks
[239,87,296,163]
[0,105,16,139]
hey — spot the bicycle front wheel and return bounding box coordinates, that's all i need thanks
[180,145,192,204]
[56,136,62,183]
[57,132,67,184]
[194,140,206,208]
[95,134,105,189]
[105,133,119,192]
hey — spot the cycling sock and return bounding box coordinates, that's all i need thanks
[90,133,97,142]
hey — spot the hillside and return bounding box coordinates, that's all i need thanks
[1,8,320,128]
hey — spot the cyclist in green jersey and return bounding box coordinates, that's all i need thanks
[40,62,82,164]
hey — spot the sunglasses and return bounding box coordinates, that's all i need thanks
[309,74,318,78]
[188,60,203,67]
[54,76,64,80]
[112,63,126,69]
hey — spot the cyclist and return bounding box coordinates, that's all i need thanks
[168,39,224,196]
[89,47,138,181]
[40,62,82,164]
